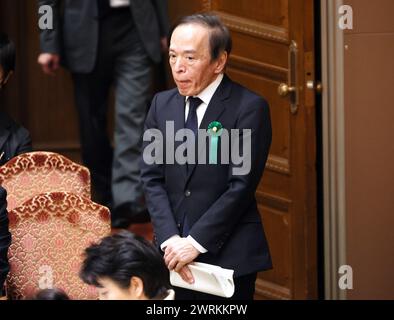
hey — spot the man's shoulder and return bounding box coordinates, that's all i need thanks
[227,78,269,114]
[230,79,268,104]
[155,87,180,101]
[152,87,181,111]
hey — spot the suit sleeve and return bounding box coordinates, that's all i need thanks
[0,188,11,290]
[140,94,180,246]
[38,0,62,54]
[152,0,170,37]
[189,97,272,255]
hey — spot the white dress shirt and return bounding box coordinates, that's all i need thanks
[184,73,224,127]
[161,73,224,254]
[109,0,130,8]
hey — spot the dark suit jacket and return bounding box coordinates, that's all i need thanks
[0,111,32,166]
[0,187,11,291]
[140,75,273,277]
[38,0,170,72]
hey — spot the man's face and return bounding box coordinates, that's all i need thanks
[169,24,223,96]
[96,277,146,300]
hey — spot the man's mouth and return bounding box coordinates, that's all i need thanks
[176,80,191,88]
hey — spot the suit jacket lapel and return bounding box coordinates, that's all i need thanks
[172,93,187,180]
[199,74,232,130]
[0,112,11,154]
[185,75,233,184]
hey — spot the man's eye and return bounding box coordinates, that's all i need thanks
[186,56,195,60]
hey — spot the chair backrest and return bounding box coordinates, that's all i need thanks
[6,192,111,300]
[0,152,91,211]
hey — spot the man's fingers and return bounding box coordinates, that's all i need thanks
[41,62,55,76]
[160,37,168,53]
[165,255,172,267]
[179,266,194,284]
[174,261,185,273]
[163,248,169,260]
[164,249,176,266]
[167,257,179,270]
[42,64,54,76]
[38,54,60,76]
[179,269,189,283]
[52,57,60,70]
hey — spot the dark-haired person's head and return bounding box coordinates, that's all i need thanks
[31,288,70,300]
[80,231,170,300]
[0,33,15,89]
[169,13,231,96]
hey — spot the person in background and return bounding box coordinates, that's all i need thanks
[0,186,11,297]
[37,0,170,229]
[80,230,174,300]
[0,33,32,166]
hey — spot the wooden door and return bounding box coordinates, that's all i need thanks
[169,0,318,299]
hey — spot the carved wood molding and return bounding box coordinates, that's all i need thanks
[228,54,288,82]
[256,191,291,213]
[212,11,289,44]
[266,154,290,175]
[255,278,291,300]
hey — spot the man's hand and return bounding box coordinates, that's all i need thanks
[160,37,168,53]
[37,53,60,76]
[177,265,194,284]
[164,237,199,278]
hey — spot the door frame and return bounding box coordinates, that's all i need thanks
[320,0,347,300]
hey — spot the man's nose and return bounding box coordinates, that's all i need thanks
[174,58,186,73]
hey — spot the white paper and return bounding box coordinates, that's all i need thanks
[170,262,235,298]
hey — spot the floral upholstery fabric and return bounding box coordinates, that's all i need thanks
[6,192,110,300]
[0,152,91,211]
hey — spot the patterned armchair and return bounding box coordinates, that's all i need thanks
[6,192,110,300]
[0,152,91,211]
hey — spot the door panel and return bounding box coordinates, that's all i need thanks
[169,0,317,299]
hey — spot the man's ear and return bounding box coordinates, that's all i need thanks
[3,71,13,85]
[214,51,228,74]
[129,276,145,299]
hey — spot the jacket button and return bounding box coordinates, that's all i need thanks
[185,190,191,197]
[177,223,181,228]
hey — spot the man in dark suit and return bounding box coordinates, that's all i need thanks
[0,33,32,166]
[0,187,11,297]
[140,14,272,300]
[37,0,169,228]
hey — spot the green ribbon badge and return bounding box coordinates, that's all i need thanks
[207,121,223,164]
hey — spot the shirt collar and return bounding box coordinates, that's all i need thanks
[186,73,224,105]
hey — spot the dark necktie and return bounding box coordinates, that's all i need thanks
[185,97,202,136]
[97,0,111,18]
[184,97,202,173]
